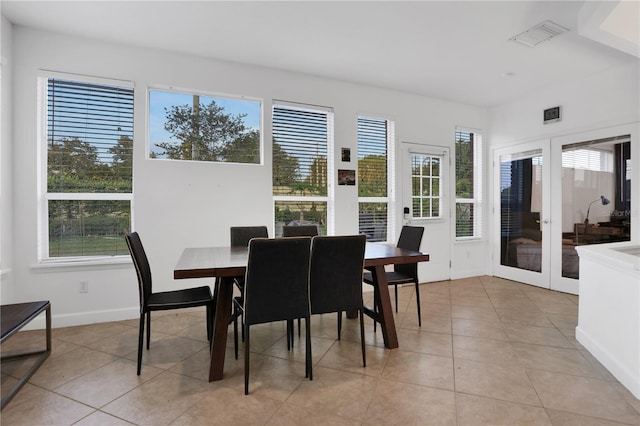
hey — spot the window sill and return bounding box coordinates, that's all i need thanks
[455,237,485,243]
[31,256,132,273]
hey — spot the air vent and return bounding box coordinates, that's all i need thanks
[510,20,569,47]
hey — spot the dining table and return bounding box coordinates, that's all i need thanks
[174,241,429,381]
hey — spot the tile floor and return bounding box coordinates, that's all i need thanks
[2,276,639,425]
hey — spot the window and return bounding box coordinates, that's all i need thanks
[40,75,134,259]
[358,116,394,242]
[148,89,261,163]
[455,129,483,238]
[411,153,443,219]
[272,102,333,236]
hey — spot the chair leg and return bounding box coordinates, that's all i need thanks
[146,312,151,350]
[394,284,398,313]
[286,320,292,350]
[244,324,250,395]
[359,309,366,367]
[415,281,422,327]
[137,313,145,375]
[206,304,213,342]
[233,312,239,360]
[337,311,342,340]
[305,317,312,380]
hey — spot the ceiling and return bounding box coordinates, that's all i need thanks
[2,1,638,107]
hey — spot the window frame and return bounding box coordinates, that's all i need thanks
[455,127,483,240]
[147,85,263,165]
[357,115,395,242]
[410,152,444,220]
[272,100,334,236]
[37,71,135,263]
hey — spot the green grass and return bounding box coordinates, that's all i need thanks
[49,236,129,258]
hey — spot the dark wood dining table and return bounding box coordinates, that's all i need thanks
[174,242,429,381]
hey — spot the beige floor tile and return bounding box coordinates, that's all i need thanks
[527,369,640,424]
[266,403,361,426]
[452,335,521,367]
[496,308,555,327]
[317,339,386,377]
[122,335,208,371]
[223,353,309,401]
[545,312,578,329]
[395,328,452,357]
[0,383,94,425]
[101,371,210,425]
[453,358,541,406]
[545,408,633,426]
[53,322,134,347]
[452,318,509,341]
[450,294,494,308]
[451,304,501,324]
[29,346,118,390]
[381,350,454,390]
[54,358,164,408]
[74,410,136,425]
[513,342,605,379]
[417,301,451,317]
[504,323,574,348]
[85,326,169,357]
[287,366,377,421]
[148,311,208,336]
[171,386,282,425]
[456,393,552,426]
[487,293,541,312]
[400,311,451,334]
[0,329,48,357]
[262,335,334,365]
[419,290,451,305]
[364,378,456,425]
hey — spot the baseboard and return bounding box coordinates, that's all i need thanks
[576,325,640,399]
[18,307,139,330]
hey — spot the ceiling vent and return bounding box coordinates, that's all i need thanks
[510,20,569,47]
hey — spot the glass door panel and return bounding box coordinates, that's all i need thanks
[561,136,631,279]
[493,140,550,289]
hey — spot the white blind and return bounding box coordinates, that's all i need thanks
[47,78,134,193]
[272,104,328,196]
[455,129,482,238]
[358,116,388,242]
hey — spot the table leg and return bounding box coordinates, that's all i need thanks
[369,265,399,349]
[209,277,233,381]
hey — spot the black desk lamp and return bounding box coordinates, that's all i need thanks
[584,195,610,225]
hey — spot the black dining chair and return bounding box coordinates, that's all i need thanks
[310,235,367,367]
[363,225,424,327]
[282,225,319,237]
[229,226,269,350]
[125,232,214,375]
[236,237,313,394]
[281,224,318,347]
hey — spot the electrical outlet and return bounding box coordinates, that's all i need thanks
[79,281,89,293]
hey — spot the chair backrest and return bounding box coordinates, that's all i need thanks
[244,237,311,325]
[282,225,319,237]
[394,226,424,278]
[309,235,366,315]
[230,226,269,247]
[125,232,151,311]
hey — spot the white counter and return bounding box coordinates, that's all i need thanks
[576,241,640,398]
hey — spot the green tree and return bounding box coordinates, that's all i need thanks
[155,100,259,162]
[358,154,387,197]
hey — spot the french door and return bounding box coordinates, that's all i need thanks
[402,143,451,282]
[493,140,552,289]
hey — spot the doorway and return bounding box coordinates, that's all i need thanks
[402,143,451,282]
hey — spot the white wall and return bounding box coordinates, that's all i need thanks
[8,25,487,327]
[0,15,14,299]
